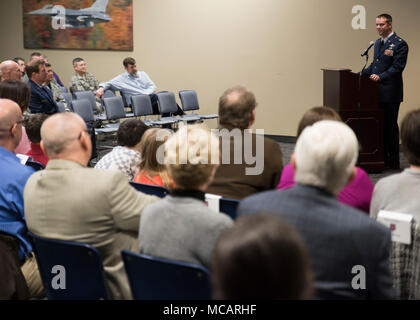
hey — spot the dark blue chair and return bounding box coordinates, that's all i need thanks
[121,250,211,300]
[178,90,218,120]
[219,197,240,220]
[129,181,169,198]
[28,232,109,300]
[25,160,45,171]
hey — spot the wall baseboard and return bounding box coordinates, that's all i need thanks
[264,135,297,144]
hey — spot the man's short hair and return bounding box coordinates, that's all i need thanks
[123,57,136,68]
[218,85,256,130]
[213,213,313,299]
[294,120,358,195]
[25,113,49,144]
[30,52,42,59]
[401,109,420,166]
[165,124,219,189]
[26,59,45,79]
[117,119,149,147]
[72,58,84,66]
[45,63,51,68]
[377,13,392,23]
[13,57,25,64]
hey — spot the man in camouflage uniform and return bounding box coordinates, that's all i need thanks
[70,58,102,113]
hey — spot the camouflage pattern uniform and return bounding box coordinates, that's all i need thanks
[70,72,103,112]
[48,78,70,111]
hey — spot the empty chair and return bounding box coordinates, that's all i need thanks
[57,102,66,113]
[72,99,117,134]
[129,181,169,198]
[28,232,109,300]
[219,197,240,220]
[179,90,218,120]
[73,91,97,113]
[122,250,211,300]
[25,160,45,171]
[103,89,116,99]
[131,95,173,127]
[102,96,134,121]
[156,92,181,125]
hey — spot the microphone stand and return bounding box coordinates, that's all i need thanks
[357,53,370,155]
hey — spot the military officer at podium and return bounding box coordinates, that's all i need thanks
[362,13,408,170]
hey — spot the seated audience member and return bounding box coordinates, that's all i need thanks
[238,121,396,299]
[24,112,158,300]
[95,119,149,180]
[370,109,420,220]
[139,125,233,269]
[0,60,22,81]
[212,213,314,300]
[0,80,31,154]
[277,106,374,213]
[206,85,284,199]
[0,98,43,298]
[26,59,58,114]
[70,57,102,112]
[13,57,26,79]
[24,114,49,166]
[44,63,68,111]
[133,128,174,188]
[25,53,64,87]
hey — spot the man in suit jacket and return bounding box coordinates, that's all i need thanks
[238,121,396,299]
[26,59,58,114]
[206,85,283,199]
[24,112,158,299]
[362,13,408,169]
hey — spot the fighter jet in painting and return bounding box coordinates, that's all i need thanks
[27,0,111,29]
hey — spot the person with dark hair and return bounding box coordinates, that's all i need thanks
[0,80,32,154]
[96,57,157,109]
[70,58,102,112]
[24,114,49,166]
[13,57,26,78]
[370,109,420,220]
[277,106,374,213]
[206,85,283,199]
[44,64,68,110]
[362,13,408,170]
[212,213,314,300]
[95,119,149,180]
[26,59,58,114]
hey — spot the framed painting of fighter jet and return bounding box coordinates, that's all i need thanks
[23,0,133,51]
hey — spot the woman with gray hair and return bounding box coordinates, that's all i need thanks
[138,124,233,269]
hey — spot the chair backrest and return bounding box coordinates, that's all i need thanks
[57,102,66,113]
[122,250,211,300]
[103,96,126,120]
[25,160,45,171]
[28,232,109,300]
[103,89,116,99]
[179,90,199,112]
[72,99,95,122]
[62,92,73,111]
[119,91,131,107]
[131,94,154,117]
[157,91,178,114]
[73,91,97,112]
[129,181,169,198]
[219,197,240,220]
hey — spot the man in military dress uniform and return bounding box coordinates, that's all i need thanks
[362,13,408,170]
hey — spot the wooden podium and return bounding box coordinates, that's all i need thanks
[322,68,384,172]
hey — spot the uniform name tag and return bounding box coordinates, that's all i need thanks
[377,210,413,244]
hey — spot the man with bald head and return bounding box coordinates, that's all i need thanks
[0,60,22,81]
[24,112,158,299]
[0,99,42,299]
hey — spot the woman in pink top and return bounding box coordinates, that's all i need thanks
[277,107,374,213]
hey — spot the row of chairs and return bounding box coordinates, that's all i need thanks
[29,232,210,300]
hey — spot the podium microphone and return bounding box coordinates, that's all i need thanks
[361,41,375,57]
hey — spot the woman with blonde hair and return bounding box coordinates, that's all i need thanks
[133,128,174,188]
[138,124,233,269]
